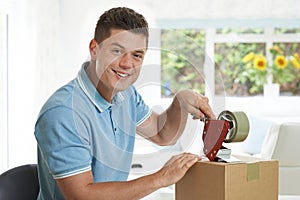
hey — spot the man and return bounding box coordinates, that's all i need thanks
[35,7,215,199]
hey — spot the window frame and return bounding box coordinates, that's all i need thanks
[210,27,300,97]
[156,18,300,98]
[134,19,300,171]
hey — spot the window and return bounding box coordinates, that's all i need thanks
[134,19,300,172]
[160,20,300,97]
[161,29,206,97]
[214,28,300,96]
[0,12,8,172]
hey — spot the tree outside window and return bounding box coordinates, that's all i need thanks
[161,27,300,97]
[161,29,206,97]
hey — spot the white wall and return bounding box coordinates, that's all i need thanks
[1,0,300,172]
[1,0,38,171]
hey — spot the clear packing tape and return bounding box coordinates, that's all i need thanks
[218,110,249,143]
[203,110,250,161]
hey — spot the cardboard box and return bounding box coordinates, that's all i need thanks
[176,156,278,200]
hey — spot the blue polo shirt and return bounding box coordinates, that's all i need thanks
[34,62,151,199]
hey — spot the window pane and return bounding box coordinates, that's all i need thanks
[215,43,266,96]
[271,43,300,95]
[161,29,206,97]
[161,27,300,98]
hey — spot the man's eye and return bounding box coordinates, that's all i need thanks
[134,54,144,59]
[112,49,122,54]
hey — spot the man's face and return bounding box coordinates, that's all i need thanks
[93,29,147,93]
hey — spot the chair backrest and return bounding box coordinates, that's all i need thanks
[271,122,300,166]
[0,164,39,200]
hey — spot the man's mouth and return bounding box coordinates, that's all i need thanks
[112,69,131,78]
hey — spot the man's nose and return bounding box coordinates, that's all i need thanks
[119,53,134,69]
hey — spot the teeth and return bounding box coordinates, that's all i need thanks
[113,69,129,77]
[117,72,128,77]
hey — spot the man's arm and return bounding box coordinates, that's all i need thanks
[137,89,215,146]
[56,152,200,200]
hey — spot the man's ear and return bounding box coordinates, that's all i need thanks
[89,39,98,61]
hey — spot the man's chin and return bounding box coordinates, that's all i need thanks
[113,83,130,93]
[114,79,136,91]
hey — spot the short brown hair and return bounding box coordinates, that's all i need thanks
[94,7,149,48]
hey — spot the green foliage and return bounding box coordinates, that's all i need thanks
[161,29,206,97]
[271,43,300,94]
[215,43,266,96]
[161,28,300,97]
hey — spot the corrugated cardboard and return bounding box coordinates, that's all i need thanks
[176,156,278,200]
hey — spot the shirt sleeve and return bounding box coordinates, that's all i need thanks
[132,87,152,126]
[35,106,92,179]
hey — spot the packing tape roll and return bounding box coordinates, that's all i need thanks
[217,110,249,143]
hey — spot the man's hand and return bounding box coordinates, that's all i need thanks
[175,89,216,120]
[56,153,200,200]
[154,153,201,187]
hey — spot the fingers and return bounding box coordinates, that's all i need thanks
[193,93,215,120]
[188,98,215,120]
[163,153,186,166]
[178,153,200,170]
[175,89,216,120]
[169,153,201,169]
[158,153,201,187]
[190,106,207,120]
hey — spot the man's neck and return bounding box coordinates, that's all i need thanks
[86,62,115,103]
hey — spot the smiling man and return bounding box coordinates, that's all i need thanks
[87,28,146,102]
[34,7,215,200]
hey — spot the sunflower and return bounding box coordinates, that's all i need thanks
[242,52,255,63]
[275,55,287,69]
[294,53,300,61]
[254,55,267,71]
[291,56,300,69]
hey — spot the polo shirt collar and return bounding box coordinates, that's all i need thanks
[76,62,124,112]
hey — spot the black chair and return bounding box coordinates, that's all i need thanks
[0,164,39,200]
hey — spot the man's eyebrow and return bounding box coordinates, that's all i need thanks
[134,49,146,54]
[111,42,125,49]
[111,42,146,54]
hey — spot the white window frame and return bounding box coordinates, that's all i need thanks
[207,27,300,97]
[156,18,300,99]
[137,18,300,119]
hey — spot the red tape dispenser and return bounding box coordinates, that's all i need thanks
[202,110,250,162]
